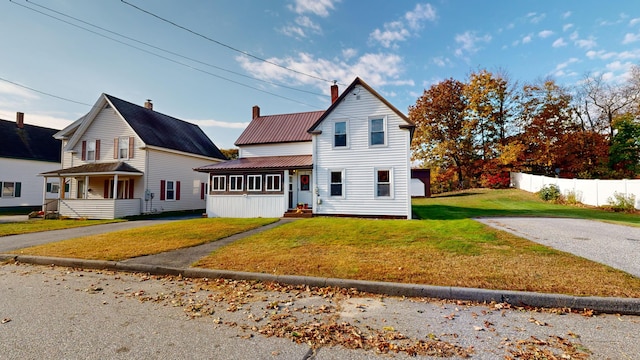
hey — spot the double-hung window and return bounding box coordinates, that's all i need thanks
[118,137,129,159]
[376,169,391,197]
[334,120,347,147]
[330,170,343,197]
[86,140,96,161]
[211,175,226,191]
[1,182,20,198]
[265,174,281,191]
[247,175,262,192]
[369,117,386,146]
[165,180,175,200]
[229,175,243,191]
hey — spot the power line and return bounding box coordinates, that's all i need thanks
[9,0,324,109]
[0,76,92,106]
[120,0,341,86]
[24,0,327,98]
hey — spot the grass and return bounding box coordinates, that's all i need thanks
[194,189,640,298]
[11,218,277,261]
[0,219,124,237]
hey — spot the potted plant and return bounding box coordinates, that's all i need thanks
[297,202,304,209]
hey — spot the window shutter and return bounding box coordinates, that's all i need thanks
[176,181,181,200]
[200,183,205,199]
[81,141,86,161]
[128,137,134,159]
[95,140,101,160]
[65,183,70,192]
[128,179,134,199]
[114,138,118,159]
[14,182,21,197]
[104,180,109,198]
[160,180,166,200]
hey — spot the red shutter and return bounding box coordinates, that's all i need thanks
[128,179,134,199]
[200,183,205,199]
[160,180,166,200]
[114,138,118,159]
[104,180,109,198]
[81,141,86,161]
[95,139,101,160]
[128,137,134,159]
[176,181,181,200]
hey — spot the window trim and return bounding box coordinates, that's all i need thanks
[211,175,226,192]
[229,175,244,192]
[333,119,348,148]
[329,169,345,198]
[374,168,393,198]
[265,174,282,192]
[165,180,176,201]
[369,116,387,147]
[118,137,129,160]
[86,140,96,161]
[247,174,262,192]
[1,181,15,198]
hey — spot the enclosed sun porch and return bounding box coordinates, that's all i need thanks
[40,162,144,219]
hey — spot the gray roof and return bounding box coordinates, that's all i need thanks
[41,161,143,176]
[104,94,226,159]
[0,119,61,163]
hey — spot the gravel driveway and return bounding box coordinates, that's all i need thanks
[476,217,640,278]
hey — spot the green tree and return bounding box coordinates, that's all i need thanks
[609,113,640,176]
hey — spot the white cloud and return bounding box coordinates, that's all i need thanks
[280,25,306,38]
[631,18,640,26]
[575,37,597,49]
[0,109,72,130]
[295,16,321,33]
[562,23,574,31]
[552,38,567,47]
[369,3,437,48]
[527,12,546,24]
[432,56,451,67]
[563,11,572,19]
[236,52,413,94]
[454,31,491,57]
[521,34,532,44]
[186,119,250,129]
[555,57,579,70]
[623,32,640,44]
[288,0,338,17]
[569,31,579,41]
[538,30,554,38]
[0,81,39,100]
[341,48,357,60]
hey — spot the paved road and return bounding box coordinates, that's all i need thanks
[1,263,638,359]
[476,217,640,278]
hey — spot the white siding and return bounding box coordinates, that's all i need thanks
[313,85,412,218]
[206,194,285,218]
[0,157,60,208]
[240,142,311,157]
[144,149,215,214]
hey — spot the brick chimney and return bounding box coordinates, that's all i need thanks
[144,99,153,110]
[252,105,260,119]
[330,82,339,104]
[16,112,24,128]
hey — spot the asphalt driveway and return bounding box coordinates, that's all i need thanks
[476,217,640,278]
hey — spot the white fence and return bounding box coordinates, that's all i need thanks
[510,172,640,209]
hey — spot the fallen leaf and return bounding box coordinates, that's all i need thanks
[1,318,11,324]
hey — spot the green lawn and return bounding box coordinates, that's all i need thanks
[0,219,125,237]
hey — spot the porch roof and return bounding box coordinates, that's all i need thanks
[195,155,312,173]
[40,161,143,177]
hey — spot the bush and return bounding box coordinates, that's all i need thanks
[564,190,582,205]
[538,184,561,202]
[480,172,511,189]
[606,192,637,212]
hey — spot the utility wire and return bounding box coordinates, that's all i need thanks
[9,0,323,109]
[120,0,341,85]
[25,0,326,98]
[0,75,92,106]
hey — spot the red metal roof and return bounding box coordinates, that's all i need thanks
[195,155,312,172]
[234,111,324,146]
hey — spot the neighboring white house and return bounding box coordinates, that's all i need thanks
[41,94,226,219]
[196,77,415,219]
[0,113,62,212]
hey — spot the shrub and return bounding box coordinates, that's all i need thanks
[480,172,511,189]
[564,190,582,205]
[606,192,637,212]
[538,184,561,202]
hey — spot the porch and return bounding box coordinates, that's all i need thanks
[58,198,141,219]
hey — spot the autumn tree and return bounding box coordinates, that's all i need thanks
[409,78,474,189]
[220,148,239,160]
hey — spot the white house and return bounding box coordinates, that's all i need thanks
[196,78,415,219]
[41,94,226,219]
[0,113,62,212]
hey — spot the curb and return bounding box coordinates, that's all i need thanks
[2,254,640,316]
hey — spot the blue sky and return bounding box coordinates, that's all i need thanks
[1,0,639,149]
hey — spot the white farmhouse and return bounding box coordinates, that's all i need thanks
[196,78,415,219]
[41,94,226,219]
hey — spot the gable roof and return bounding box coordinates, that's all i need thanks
[308,77,414,132]
[0,118,61,163]
[104,95,226,159]
[235,111,324,146]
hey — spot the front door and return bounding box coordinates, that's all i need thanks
[297,171,312,208]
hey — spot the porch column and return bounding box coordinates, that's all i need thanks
[41,177,47,211]
[113,174,119,199]
[59,176,65,199]
[84,175,89,199]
